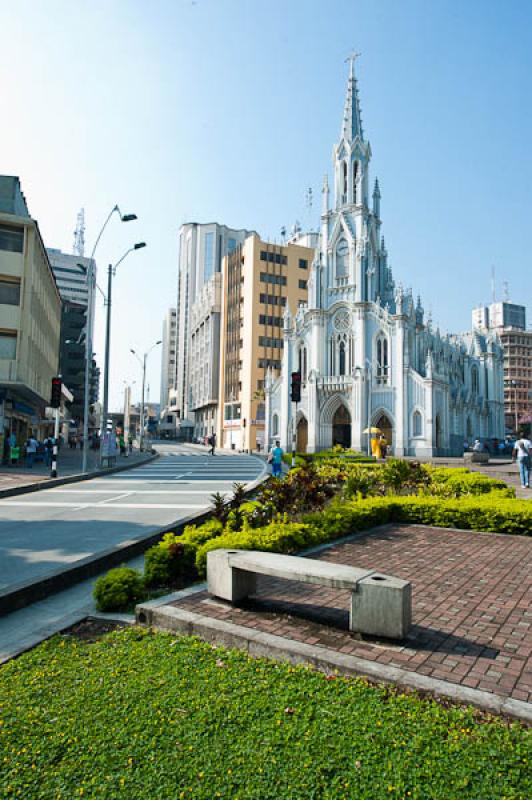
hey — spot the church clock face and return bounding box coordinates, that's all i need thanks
[337,240,349,257]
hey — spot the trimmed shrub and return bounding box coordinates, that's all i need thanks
[93,567,146,612]
[144,532,193,588]
[195,521,310,577]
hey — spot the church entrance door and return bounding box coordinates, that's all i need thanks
[296,417,308,453]
[332,405,351,448]
[375,414,393,450]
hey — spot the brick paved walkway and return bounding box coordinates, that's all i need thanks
[173,525,532,703]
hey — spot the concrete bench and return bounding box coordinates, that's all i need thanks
[207,549,412,640]
[464,451,490,464]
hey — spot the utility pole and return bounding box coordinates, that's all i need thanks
[100,264,113,448]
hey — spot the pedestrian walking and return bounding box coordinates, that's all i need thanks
[44,436,54,467]
[513,436,531,489]
[119,433,126,456]
[25,434,38,468]
[128,434,133,455]
[209,433,216,456]
[270,440,284,478]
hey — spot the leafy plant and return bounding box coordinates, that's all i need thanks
[93,567,146,612]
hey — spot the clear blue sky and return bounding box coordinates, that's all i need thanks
[1,0,530,410]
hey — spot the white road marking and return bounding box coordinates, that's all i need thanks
[48,489,230,495]
[95,492,132,505]
[0,501,207,509]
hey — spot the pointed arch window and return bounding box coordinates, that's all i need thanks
[342,161,348,204]
[376,333,389,385]
[471,365,479,396]
[335,239,348,278]
[272,413,279,437]
[298,344,308,382]
[339,341,346,376]
[353,160,359,204]
[413,410,423,437]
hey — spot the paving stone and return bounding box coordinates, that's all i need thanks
[171,523,532,704]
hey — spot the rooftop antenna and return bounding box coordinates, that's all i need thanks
[502,280,510,302]
[280,226,286,244]
[305,187,313,231]
[73,208,85,257]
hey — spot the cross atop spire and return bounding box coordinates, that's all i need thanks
[341,51,364,143]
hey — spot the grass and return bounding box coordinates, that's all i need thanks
[0,629,530,799]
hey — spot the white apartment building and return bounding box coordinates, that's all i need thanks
[189,273,222,440]
[46,248,95,310]
[159,307,177,433]
[174,222,254,437]
[0,176,62,449]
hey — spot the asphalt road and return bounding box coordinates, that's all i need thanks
[0,443,265,593]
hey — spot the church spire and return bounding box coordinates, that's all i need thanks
[341,52,364,143]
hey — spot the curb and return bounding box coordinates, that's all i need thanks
[0,469,268,618]
[0,452,158,500]
[140,604,532,725]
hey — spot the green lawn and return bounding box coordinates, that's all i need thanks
[0,628,530,799]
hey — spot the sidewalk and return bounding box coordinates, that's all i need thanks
[0,447,151,494]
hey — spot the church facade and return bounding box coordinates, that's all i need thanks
[265,62,505,457]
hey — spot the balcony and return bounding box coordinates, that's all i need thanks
[317,375,353,393]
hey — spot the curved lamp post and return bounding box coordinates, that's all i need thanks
[99,242,147,465]
[81,206,138,472]
[130,340,162,451]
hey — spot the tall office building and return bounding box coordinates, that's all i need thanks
[473,301,531,433]
[174,222,254,437]
[217,234,314,452]
[159,307,177,426]
[0,176,62,449]
[46,247,99,425]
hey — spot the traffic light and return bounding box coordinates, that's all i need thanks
[291,371,301,403]
[50,377,62,408]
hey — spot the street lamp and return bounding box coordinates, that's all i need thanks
[100,242,147,465]
[80,205,138,472]
[130,341,162,451]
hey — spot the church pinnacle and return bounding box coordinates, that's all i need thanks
[341,52,364,143]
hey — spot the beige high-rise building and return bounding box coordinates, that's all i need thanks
[473,301,532,433]
[218,234,314,452]
[0,176,61,450]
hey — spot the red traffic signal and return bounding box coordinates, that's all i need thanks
[51,377,62,408]
[291,371,301,403]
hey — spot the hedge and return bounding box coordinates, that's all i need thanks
[191,494,531,578]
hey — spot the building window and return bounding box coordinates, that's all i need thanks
[227,238,237,253]
[471,365,479,395]
[260,250,268,261]
[336,239,348,278]
[339,341,346,376]
[0,331,17,359]
[0,279,21,305]
[376,334,389,384]
[299,259,308,270]
[298,279,307,290]
[260,272,287,287]
[272,413,279,436]
[259,314,283,327]
[204,232,214,281]
[259,336,284,349]
[353,160,359,204]
[258,358,282,369]
[0,225,24,253]
[413,410,422,437]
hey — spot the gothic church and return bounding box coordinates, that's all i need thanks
[266,61,504,457]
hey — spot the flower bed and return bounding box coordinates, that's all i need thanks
[0,629,529,799]
[93,459,528,610]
